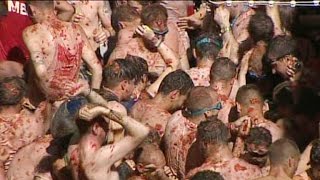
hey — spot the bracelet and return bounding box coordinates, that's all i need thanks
[220,26,231,35]
[155,39,163,48]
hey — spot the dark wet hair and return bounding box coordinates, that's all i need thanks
[0,77,26,105]
[210,57,237,83]
[191,170,224,180]
[141,4,167,26]
[197,117,229,145]
[310,139,320,165]
[245,127,272,147]
[158,70,194,96]
[194,33,222,60]
[126,55,148,84]
[103,59,137,88]
[267,35,297,62]
[248,12,274,43]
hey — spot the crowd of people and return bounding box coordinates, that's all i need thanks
[0,0,320,179]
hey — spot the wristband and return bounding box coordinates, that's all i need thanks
[220,26,231,35]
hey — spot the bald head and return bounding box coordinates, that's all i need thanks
[184,87,220,117]
[269,138,300,177]
[0,61,24,80]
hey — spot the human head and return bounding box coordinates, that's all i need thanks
[310,139,320,179]
[184,87,221,121]
[197,117,229,156]
[236,84,264,117]
[127,0,153,14]
[248,12,274,43]
[141,4,168,41]
[193,33,222,63]
[134,130,166,177]
[269,138,300,177]
[102,59,137,101]
[244,127,272,167]
[191,170,224,180]
[210,57,237,90]
[0,77,26,106]
[27,0,54,23]
[77,114,109,144]
[111,5,141,32]
[126,55,149,99]
[267,35,300,79]
[158,70,194,112]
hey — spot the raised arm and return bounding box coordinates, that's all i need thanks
[97,0,115,36]
[22,26,49,88]
[80,106,149,166]
[78,26,103,90]
[214,6,239,64]
[266,5,284,36]
[54,0,75,22]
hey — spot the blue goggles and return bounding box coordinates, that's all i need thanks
[247,71,267,81]
[184,102,223,117]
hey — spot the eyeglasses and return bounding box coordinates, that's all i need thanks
[184,102,223,116]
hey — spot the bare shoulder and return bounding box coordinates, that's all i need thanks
[22,24,45,40]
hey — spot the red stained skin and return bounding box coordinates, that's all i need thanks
[249,98,260,104]
[234,163,247,172]
[247,107,254,113]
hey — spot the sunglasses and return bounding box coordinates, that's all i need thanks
[185,102,223,117]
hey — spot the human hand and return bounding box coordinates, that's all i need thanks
[93,28,109,44]
[234,115,251,127]
[177,16,202,30]
[135,25,159,46]
[72,12,85,24]
[79,105,105,121]
[239,118,252,137]
[214,6,230,27]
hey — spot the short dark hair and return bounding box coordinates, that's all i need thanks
[197,117,229,145]
[194,33,222,60]
[0,77,26,105]
[245,127,272,147]
[267,35,297,61]
[141,4,167,26]
[236,84,264,107]
[191,170,224,180]
[248,12,274,43]
[111,5,140,31]
[158,70,194,96]
[269,138,300,166]
[310,139,320,165]
[103,59,137,88]
[126,55,148,84]
[210,57,237,83]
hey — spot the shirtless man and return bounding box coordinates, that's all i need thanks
[69,104,149,180]
[186,119,262,180]
[0,77,49,173]
[294,139,320,180]
[164,87,221,179]
[207,57,238,123]
[109,4,179,77]
[111,5,141,47]
[23,0,102,102]
[70,0,114,54]
[130,70,194,137]
[235,84,283,142]
[186,33,222,87]
[256,138,300,180]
